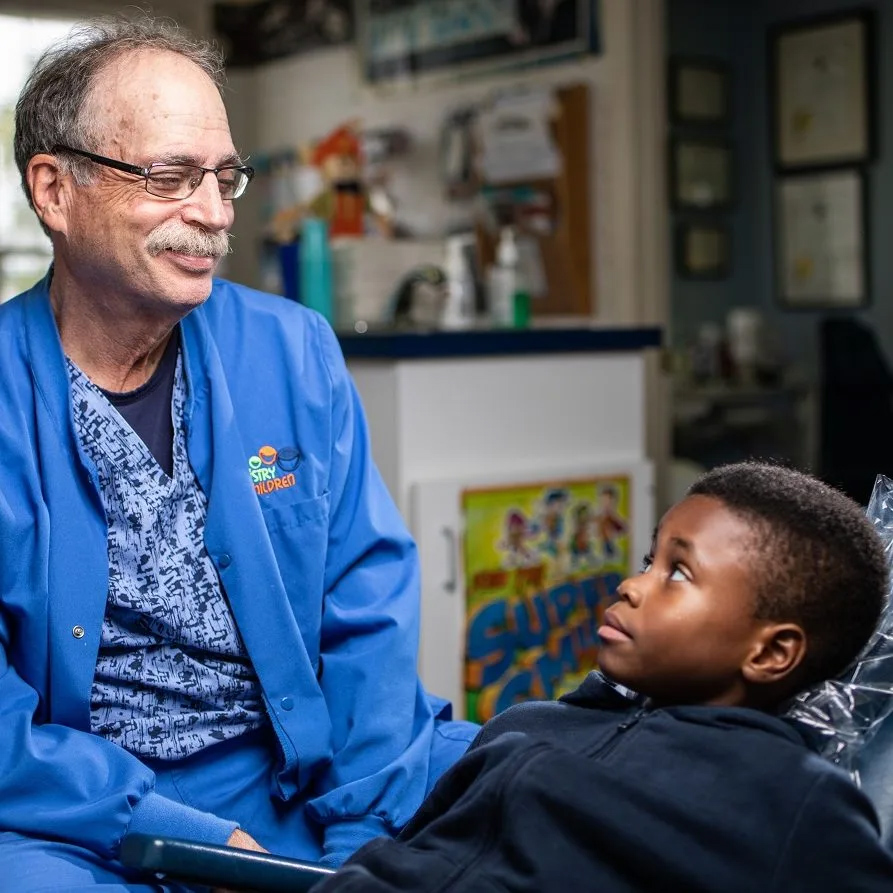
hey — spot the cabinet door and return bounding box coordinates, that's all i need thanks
[411,460,654,720]
[411,478,467,713]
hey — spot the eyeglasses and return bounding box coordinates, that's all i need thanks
[53,145,255,200]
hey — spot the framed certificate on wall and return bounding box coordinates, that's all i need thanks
[669,57,730,126]
[775,168,867,309]
[770,9,875,170]
[670,138,734,210]
[676,222,731,280]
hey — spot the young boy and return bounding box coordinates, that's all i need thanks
[314,461,893,892]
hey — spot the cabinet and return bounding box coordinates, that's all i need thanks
[341,326,661,716]
[410,461,653,720]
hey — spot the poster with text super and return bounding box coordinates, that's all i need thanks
[463,475,631,724]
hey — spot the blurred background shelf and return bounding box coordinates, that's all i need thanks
[672,375,817,474]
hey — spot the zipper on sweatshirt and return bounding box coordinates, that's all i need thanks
[589,708,648,760]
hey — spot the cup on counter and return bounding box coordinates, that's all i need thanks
[726,308,763,384]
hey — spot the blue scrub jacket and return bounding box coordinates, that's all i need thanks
[0,273,442,865]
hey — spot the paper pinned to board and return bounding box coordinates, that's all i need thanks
[477,88,562,184]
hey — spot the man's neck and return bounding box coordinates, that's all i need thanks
[50,273,181,393]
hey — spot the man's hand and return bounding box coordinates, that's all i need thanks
[225,828,268,853]
[213,830,269,893]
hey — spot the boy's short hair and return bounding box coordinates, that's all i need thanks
[688,461,887,690]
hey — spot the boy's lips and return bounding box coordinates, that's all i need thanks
[599,609,632,642]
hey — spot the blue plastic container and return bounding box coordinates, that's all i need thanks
[299,218,333,324]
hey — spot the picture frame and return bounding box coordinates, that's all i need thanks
[357,0,596,85]
[774,168,868,309]
[769,9,875,170]
[668,57,730,126]
[212,0,354,67]
[675,222,731,280]
[670,137,734,210]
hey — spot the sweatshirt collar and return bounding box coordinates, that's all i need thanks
[562,671,812,749]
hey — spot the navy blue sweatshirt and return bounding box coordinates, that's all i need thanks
[314,673,893,892]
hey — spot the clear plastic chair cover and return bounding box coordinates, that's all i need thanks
[786,474,893,783]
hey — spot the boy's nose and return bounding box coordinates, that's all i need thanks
[616,578,643,607]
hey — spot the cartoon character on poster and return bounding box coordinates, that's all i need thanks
[498,509,538,568]
[569,502,598,569]
[594,483,628,563]
[462,475,632,725]
[533,487,569,559]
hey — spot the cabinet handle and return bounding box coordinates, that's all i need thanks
[441,526,457,593]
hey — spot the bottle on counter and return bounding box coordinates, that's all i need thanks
[440,233,476,329]
[487,227,529,328]
[299,217,334,324]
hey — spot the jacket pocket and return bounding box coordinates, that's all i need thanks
[259,490,330,533]
[260,491,330,667]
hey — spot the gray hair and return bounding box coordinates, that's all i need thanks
[14,13,226,225]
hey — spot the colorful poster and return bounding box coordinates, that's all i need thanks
[463,475,631,723]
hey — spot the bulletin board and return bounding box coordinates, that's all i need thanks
[476,83,593,316]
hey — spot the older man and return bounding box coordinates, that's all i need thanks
[0,15,474,890]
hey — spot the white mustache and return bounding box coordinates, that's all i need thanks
[146,222,232,258]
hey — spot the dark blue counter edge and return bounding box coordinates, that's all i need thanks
[337,326,663,359]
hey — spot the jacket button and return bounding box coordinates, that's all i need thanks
[280,696,294,711]
[72,625,85,639]
[218,553,232,568]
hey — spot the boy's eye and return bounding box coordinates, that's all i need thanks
[669,567,688,582]
[640,554,654,572]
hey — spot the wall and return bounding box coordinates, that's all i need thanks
[2,1,667,330]
[666,0,759,349]
[222,0,674,507]
[755,0,893,379]
[0,0,675,503]
[668,0,893,381]
[222,0,670,330]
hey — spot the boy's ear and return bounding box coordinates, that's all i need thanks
[742,623,807,686]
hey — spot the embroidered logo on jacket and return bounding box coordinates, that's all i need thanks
[248,444,302,496]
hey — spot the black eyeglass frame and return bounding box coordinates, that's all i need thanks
[52,144,255,200]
